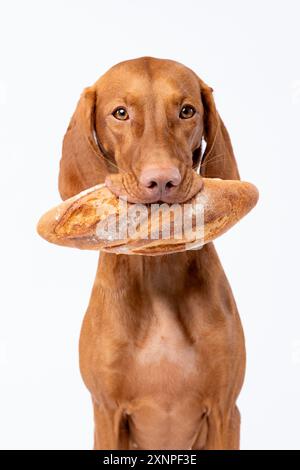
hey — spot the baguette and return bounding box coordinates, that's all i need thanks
[37,178,259,255]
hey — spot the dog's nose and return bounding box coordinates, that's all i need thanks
[139,167,182,199]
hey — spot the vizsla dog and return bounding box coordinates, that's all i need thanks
[58,56,245,450]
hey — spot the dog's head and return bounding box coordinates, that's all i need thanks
[59,56,239,202]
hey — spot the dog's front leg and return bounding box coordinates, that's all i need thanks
[92,399,130,450]
[201,405,241,450]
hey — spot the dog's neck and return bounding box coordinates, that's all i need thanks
[89,243,236,335]
[94,243,222,297]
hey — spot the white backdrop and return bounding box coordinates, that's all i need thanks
[0,0,299,450]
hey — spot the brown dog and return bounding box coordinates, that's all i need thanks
[58,56,245,450]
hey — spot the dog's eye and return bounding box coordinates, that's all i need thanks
[179,105,196,119]
[112,107,129,121]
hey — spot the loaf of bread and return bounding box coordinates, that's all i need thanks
[37,178,258,255]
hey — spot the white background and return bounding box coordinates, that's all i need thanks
[0,0,299,450]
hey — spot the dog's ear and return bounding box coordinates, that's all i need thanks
[198,78,240,180]
[58,86,112,200]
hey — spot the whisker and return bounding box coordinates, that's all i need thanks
[84,132,126,174]
[201,118,221,162]
[200,153,225,168]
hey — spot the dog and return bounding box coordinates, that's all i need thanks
[58,56,245,450]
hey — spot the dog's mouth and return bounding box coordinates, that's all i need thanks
[105,168,203,204]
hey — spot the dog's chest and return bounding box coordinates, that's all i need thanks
[126,298,200,396]
[119,298,205,448]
